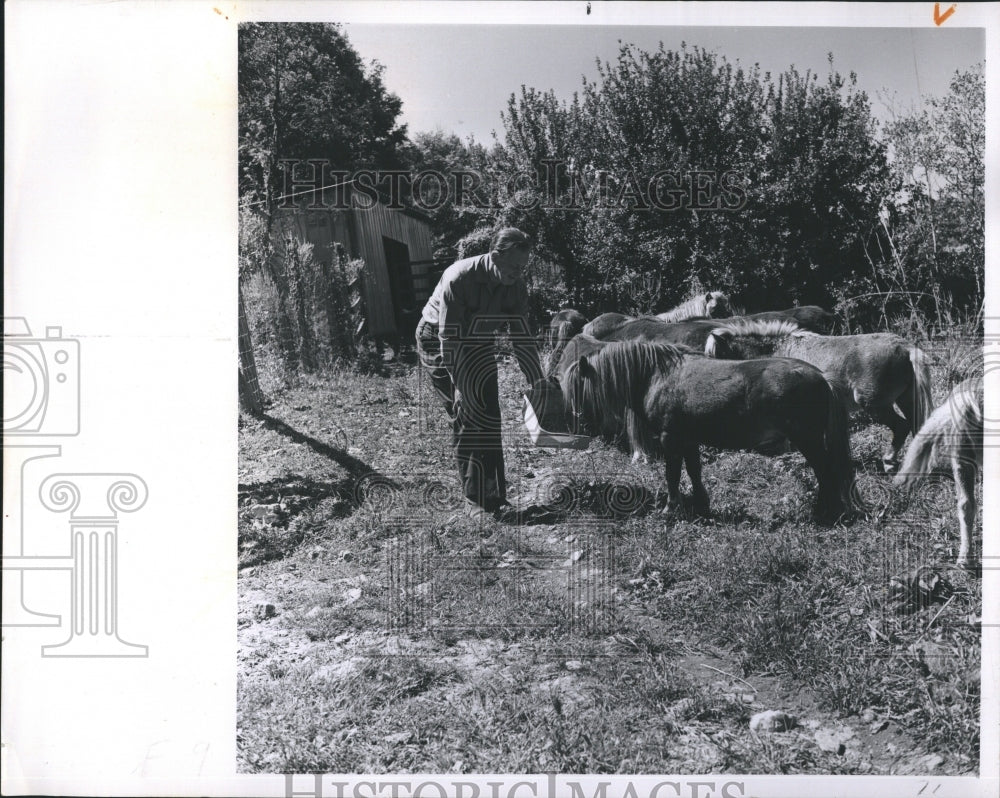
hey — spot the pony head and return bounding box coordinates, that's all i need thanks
[706,291,731,318]
[526,376,572,433]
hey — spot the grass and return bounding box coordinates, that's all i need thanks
[238,332,983,774]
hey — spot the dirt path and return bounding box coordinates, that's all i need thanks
[237,510,955,775]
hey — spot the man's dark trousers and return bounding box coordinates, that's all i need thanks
[415,321,506,512]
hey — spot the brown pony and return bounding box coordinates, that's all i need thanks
[558,336,855,522]
[581,312,637,339]
[705,319,933,472]
[740,305,837,334]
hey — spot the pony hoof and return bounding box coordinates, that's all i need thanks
[813,508,842,526]
[692,493,711,516]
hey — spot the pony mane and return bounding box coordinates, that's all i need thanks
[585,341,685,409]
[704,318,812,357]
[558,334,604,408]
[711,318,802,338]
[656,291,730,323]
[575,341,686,458]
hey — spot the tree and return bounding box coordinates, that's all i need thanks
[239,22,409,209]
[402,130,493,261]
[875,62,984,327]
[577,44,770,313]
[491,86,593,306]
[491,44,892,318]
[746,61,891,311]
[238,23,410,379]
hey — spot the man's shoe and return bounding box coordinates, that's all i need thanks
[493,503,521,524]
[463,500,494,523]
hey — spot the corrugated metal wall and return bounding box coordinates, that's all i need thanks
[271,191,434,337]
[349,203,434,336]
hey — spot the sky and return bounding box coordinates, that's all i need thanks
[343,24,985,145]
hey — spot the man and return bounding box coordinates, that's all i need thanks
[415,228,544,521]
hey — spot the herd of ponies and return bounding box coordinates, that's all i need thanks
[536,292,984,568]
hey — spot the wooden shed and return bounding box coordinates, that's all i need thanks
[273,185,441,338]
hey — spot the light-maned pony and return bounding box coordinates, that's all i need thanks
[705,319,933,472]
[894,378,983,568]
[580,292,730,341]
[602,317,730,349]
[655,291,731,323]
[558,335,855,522]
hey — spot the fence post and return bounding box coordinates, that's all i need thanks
[239,284,266,415]
[287,239,318,373]
[347,261,368,354]
[322,246,344,359]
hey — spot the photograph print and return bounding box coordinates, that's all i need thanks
[237,15,987,780]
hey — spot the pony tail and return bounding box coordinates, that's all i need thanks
[907,345,934,434]
[895,379,983,490]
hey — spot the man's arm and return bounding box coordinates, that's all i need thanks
[510,281,544,386]
[436,277,465,384]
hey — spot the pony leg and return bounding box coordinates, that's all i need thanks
[872,404,910,473]
[662,451,684,513]
[683,444,710,514]
[792,432,841,522]
[953,455,978,568]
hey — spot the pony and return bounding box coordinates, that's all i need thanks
[581,311,637,339]
[894,378,983,568]
[579,292,732,341]
[562,312,650,383]
[558,335,855,522]
[655,291,731,323]
[704,319,933,472]
[740,306,837,334]
[550,333,634,450]
[547,309,587,348]
[602,317,740,349]
[581,304,837,346]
